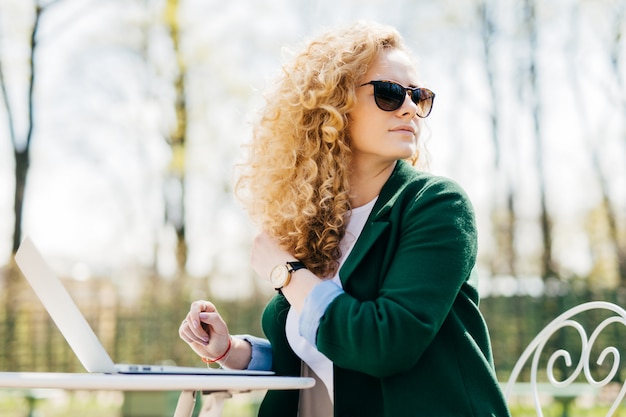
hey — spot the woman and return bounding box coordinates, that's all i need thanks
[179,21,511,417]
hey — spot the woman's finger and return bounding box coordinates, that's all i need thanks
[180,317,209,345]
[199,312,228,336]
[186,300,217,339]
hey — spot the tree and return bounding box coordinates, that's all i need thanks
[162,0,190,297]
[0,0,62,370]
[607,1,626,286]
[478,0,519,279]
[566,0,625,290]
[521,0,557,281]
[1,2,45,254]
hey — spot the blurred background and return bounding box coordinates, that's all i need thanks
[0,0,625,415]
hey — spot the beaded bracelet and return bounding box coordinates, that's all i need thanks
[201,336,232,364]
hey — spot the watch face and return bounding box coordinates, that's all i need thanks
[270,264,289,288]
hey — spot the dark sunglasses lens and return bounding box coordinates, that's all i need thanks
[411,89,434,118]
[373,82,405,111]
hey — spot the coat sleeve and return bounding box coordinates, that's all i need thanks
[315,177,478,378]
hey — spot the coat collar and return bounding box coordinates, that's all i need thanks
[338,160,417,286]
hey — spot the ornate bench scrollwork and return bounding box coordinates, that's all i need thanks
[503,301,626,417]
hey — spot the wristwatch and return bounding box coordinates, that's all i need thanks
[270,261,306,290]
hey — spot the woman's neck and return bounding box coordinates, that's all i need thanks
[349,161,396,207]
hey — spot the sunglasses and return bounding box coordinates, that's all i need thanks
[359,80,435,118]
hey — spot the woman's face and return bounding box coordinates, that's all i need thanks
[349,49,421,170]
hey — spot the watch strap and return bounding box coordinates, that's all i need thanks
[286,261,306,273]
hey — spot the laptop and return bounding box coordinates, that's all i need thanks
[14,236,273,376]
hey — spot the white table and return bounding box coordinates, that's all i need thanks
[0,372,315,417]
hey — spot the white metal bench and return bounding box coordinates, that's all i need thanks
[503,301,626,416]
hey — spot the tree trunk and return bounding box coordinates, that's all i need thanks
[2,2,43,371]
[163,0,189,301]
[523,0,556,281]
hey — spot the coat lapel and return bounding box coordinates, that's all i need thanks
[338,160,416,287]
[338,220,388,286]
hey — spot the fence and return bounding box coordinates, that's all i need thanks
[2,263,626,383]
[0,265,267,372]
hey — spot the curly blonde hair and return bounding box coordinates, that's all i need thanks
[236,21,416,277]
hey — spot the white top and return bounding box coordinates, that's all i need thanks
[286,197,377,402]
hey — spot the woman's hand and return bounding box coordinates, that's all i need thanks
[178,300,231,362]
[251,231,322,312]
[250,231,298,281]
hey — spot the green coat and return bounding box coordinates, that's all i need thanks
[259,160,511,417]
